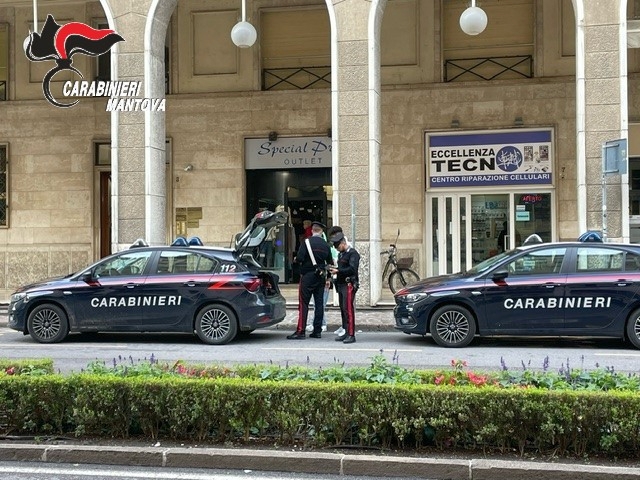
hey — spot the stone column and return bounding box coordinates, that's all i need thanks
[107,0,171,250]
[331,0,385,306]
[576,0,628,241]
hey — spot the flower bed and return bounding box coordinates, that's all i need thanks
[1,355,640,459]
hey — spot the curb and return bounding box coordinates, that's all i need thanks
[0,444,639,479]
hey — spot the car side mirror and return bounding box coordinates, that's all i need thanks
[491,269,508,282]
[81,271,94,283]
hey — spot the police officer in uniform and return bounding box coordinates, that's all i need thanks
[329,232,360,344]
[287,221,332,339]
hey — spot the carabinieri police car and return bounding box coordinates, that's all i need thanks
[394,241,640,348]
[8,210,288,345]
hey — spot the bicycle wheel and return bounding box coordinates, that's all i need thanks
[388,268,420,293]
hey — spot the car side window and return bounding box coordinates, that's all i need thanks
[95,251,152,277]
[195,256,217,273]
[624,252,640,271]
[155,251,217,274]
[507,248,566,276]
[576,247,624,272]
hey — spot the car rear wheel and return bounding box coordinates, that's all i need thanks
[27,304,69,343]
[195,304,238,345]
[429,304,476,348]
[626,308,640,349]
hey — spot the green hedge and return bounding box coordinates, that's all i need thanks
[2,374,640,458]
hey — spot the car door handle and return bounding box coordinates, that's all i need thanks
[125,283,138,289]
[184,281,197,287]
[543,282,562,288]
[617,279,634,286]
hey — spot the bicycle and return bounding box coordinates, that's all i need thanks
[381,230,420,293]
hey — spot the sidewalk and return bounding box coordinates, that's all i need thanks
[279,283,397,331]
[0,443,638,479]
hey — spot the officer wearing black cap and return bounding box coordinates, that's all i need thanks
[328,231,360,344]
[287,220,332,339]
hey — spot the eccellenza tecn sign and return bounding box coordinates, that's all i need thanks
[426,129,553,188]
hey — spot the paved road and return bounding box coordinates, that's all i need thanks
[1,319,640,375]
[0,461,426,480]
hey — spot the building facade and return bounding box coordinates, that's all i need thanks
[0,0,638,305]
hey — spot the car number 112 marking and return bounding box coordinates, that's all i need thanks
[220,264,237,273]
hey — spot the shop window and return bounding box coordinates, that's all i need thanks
[0,23,8,100]
[95,142,111,166]
[630,159,640,215]
[442,0,534,81]
[0,144,6,226]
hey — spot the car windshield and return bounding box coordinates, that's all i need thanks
[465,249,521,275]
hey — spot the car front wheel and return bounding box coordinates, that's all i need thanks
[429,304,476,348]
[27,303,69,343]
[626,308,640,349]
[195,304,238,345]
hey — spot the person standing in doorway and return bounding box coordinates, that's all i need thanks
[287,221,332,340]
[329,232,360,344]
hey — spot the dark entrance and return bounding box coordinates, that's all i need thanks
[246,168,331,283]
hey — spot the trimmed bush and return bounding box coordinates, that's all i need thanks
[2,356,640,459]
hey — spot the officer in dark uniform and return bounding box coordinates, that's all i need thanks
[328,232,360,344]
[287,221,332,339]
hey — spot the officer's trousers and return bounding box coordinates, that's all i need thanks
[336,282,356,336]
[296,271,325,334]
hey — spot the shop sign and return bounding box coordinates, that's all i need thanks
[245,136,332,170]
[426,129,553,188]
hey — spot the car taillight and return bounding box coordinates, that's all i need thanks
[243,278,262,292]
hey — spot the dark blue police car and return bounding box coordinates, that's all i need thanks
[394,241,640,348]
[8,211,288,345]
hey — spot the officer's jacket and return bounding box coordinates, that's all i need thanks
[295,234,332,274]
[334,247,360,285]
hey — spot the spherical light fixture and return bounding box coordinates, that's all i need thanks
[231,0,256,48]
[459,1,488,36]
[231,21,257,48]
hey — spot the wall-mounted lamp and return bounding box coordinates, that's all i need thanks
[514,116,524,126]
[459,0,488,36]
[231,0,257,48]
[268,131,278,142]
[451,119,460,128]
[184,164,194,172]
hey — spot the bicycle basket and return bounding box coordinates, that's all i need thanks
[397,257,413,268]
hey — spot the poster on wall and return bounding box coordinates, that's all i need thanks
[426,129,553,188]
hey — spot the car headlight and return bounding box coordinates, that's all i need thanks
[10,292,29,303]
[397,292,428,303]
